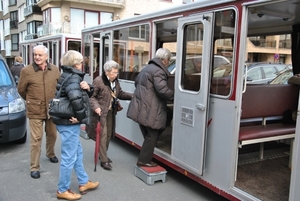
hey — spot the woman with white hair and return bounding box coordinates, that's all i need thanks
[87,60,133,170]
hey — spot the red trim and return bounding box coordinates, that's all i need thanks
[115,133,240,201]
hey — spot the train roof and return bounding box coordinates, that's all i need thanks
[81,0,235,33]
[19,33,81,45]
[82,0,300,37]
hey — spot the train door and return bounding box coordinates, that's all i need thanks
[172,13,213,175]
[99,31,113,74]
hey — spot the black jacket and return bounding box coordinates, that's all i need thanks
[52,65,94,125]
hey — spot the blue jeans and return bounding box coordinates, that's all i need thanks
[57,124,89,193]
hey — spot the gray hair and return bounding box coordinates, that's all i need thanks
[155,48,172,61]
[103,60,119,72]
[60,50,83,67]
[33,45,48,55]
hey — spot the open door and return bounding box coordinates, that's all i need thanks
[172,13,213,175]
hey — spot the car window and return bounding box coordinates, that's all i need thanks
[270,70,293,84]
[247,67,262,81]
[275,65,287,72]
[0,61,13,86]
[263,66,277,79]
[214,57,229,68]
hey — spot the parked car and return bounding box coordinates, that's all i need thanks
[269,69,293,84]
[245,63,290,84]
[214,63,290,84]
[0,55,27,144]
[167,55,230,74]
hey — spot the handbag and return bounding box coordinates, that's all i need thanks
[111,90,123,112]
[49,74,75,118]
[116,101,123,111]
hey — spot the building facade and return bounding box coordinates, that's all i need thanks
[0,0,183,67]
[0,0,292,67]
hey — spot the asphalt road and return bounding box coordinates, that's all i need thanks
[0,123,228,201]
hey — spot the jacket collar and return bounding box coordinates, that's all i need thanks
[33,62,52,72]
[61,65,86,78]
[148,58,171,76]
[101,71,118,87]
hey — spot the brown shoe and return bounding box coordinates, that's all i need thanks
[136,161,158,167]
[79,181,99,195]
[100,162,112,170]
[57,189,81,200]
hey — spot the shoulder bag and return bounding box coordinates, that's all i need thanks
[49,74,75,118]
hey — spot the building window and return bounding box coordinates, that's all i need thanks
[27,21,42,34]
[9,0,16,6]
[11,34,19,51]
[19,4,25,22]
[26,0,38,6]
[129,25,146,39]
[10,11,18,29]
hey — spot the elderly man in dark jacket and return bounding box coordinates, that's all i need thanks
[127,48,174,167]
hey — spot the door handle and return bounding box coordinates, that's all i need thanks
[195,103,205,111]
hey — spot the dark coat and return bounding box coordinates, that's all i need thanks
[126,58,174,130]
[86,73,132,141]
[51,66,94,125]
[17,62,60,119]
[10,62,24,78]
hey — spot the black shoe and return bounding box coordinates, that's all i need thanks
[99,157,112,163]
[49,156,59,163]
[100,162,112,170]
[30,171,40,179]
[136,161,158,167]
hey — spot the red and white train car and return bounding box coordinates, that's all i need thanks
[81,0,300,200]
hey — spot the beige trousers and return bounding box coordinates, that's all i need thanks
[99,110,114,163]
[29,118,57,171]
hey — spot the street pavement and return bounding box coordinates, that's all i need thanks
[0,123,228,201]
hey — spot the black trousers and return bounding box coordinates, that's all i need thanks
[138,125,163,163]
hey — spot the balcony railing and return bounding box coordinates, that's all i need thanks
[37,0,125,8]
[279,40,291,49]
[25,33,38,40]
[250,39,276,48]
[10,20,18,29]
[24,4,42,17]
[37,22,87,37]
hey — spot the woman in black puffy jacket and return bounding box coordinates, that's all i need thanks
[52,50,99,200]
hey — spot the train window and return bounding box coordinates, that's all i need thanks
[181,23,203,91]
[211,9,235,96]
[68,41,81,52]
[113,24,150,81]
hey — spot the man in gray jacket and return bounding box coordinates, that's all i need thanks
[127,48,174,167]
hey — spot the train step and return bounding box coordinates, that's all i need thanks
[134,165,167,185]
